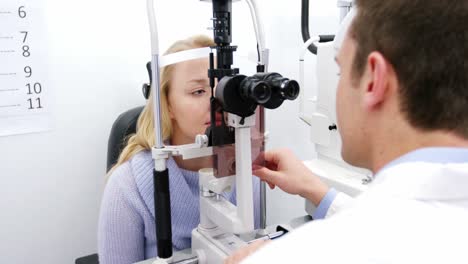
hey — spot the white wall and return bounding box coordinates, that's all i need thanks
[0,0,339,263]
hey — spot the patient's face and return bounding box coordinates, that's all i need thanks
[168,58,213,145]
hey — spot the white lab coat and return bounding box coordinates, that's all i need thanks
[243,161,468,264]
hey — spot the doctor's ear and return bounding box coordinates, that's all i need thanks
[362,51,395,110]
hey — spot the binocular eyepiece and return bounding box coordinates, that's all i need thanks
[216,72,300,117]
[239,78,272,105]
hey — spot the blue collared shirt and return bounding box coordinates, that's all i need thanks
[312,147,468,220]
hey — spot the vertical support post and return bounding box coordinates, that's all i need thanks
[235,122,254,231]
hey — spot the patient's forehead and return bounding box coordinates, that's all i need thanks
[173,58,209,78]
[170,58,210,91]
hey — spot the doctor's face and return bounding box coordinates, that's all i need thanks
[167,58,217,145]
[335,34,368,167]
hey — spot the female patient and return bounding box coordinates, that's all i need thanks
[98,35,260,264]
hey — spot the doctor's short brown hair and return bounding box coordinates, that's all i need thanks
[350,0,468,138]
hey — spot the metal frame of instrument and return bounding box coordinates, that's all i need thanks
[144,1,299,263]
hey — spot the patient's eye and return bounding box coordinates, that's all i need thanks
[192,89,206,96]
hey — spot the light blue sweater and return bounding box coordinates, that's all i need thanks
[98,150,261,264]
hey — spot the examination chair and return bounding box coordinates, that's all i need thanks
[106,105,145,171]
[75,63,150,264]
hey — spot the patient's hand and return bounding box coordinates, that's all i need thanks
[224,240,270,264]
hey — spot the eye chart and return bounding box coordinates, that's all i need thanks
[0,0,52,137]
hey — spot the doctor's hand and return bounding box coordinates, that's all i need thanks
[254,148,329,206]
[224,240,270,264]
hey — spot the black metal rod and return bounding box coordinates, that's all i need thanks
[154,168,173,259]
[301,0,317,54]
[209,52,216,131]
[301,0,335,55]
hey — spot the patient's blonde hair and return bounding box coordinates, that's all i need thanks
[109,35,214,174]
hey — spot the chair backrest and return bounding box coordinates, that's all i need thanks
[107,61,152,172]
[106,106,145,172]
[75,253,99,264]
